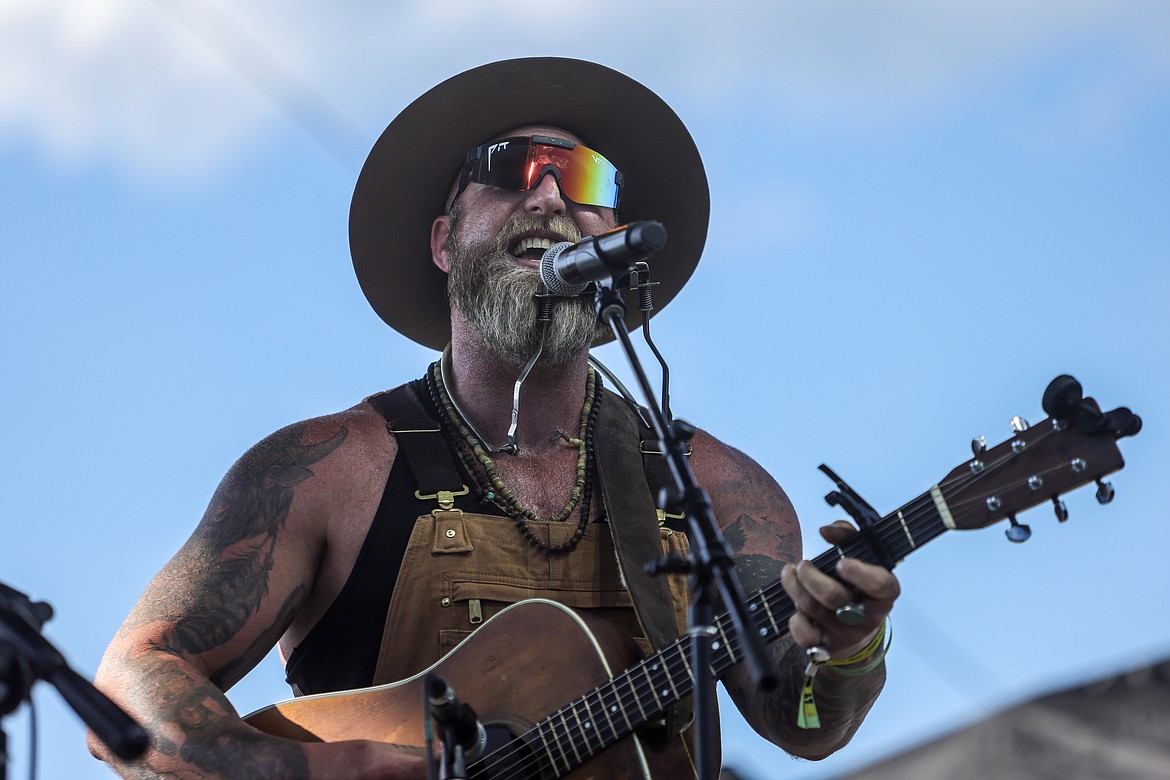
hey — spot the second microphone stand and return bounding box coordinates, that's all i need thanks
[592,278,778,780]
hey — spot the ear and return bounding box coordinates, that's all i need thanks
[431,216,452,273]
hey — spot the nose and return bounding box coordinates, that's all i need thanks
[523,171,567,216]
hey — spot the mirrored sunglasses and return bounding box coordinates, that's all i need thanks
[450,135,623,211]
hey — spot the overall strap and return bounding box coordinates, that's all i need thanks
[367,385,465,498]
[593,394,681,653]
[635,408,691,531]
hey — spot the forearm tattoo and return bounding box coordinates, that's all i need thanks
[121,650,310,780]
[722,512,885,755]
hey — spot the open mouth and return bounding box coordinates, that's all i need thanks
[509,235,560,264]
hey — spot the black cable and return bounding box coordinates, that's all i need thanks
[26,688,36,780]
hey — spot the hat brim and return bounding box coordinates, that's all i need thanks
[350,57,709,351]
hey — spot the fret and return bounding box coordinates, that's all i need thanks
[676,641,693,683]
[640,663,663,711]
[645,657,676,704]
[569,701,595,755]
[895,509,915,551]
[623,671,648,722]
[884,492,947,561]
[599,682,625,737]
[594,687,622,743]
[622,668,650,725]
[656,657,680,700]
[534,743,556,778]
[558,710,582,764]
[758,593,782,637]
[536,722,562,777]
[553,715,573,770]
[749,606,775,643]
[581,693,608,747]
[712,616,737,665]
[606,678,633,732]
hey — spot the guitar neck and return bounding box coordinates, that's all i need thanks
[513,488,951,776]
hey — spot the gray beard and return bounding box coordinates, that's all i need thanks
[446,210,605,366]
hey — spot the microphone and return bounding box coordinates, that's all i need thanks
[540,220,667,295]
[427,675,487,763]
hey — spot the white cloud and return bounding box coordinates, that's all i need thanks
[2,0,1166,178]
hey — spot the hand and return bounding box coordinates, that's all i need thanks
[780,521,900,660]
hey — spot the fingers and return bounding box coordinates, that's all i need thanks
[837,558,901,603]
[781,557,900,659]
[818,520,858,546]
[814,519,901,601]
[782,561,854,627]
[788,608,823,650]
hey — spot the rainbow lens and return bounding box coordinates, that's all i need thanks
[522,136,623,209]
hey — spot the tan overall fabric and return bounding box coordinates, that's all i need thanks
[371,509,690,686]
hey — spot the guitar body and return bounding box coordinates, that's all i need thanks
[246,600,697,779]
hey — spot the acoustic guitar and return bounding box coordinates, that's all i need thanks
[245,375,1141,779]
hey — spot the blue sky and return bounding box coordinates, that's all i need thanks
[2,2,1168,778]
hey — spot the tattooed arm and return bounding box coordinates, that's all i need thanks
[90,413,425,779]
[689,430,898,760]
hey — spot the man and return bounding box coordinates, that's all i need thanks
[92,58,899,779]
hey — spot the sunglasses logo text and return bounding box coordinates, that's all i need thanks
[486,141,510,172]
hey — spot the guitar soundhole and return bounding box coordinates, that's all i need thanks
[470,724,542,780]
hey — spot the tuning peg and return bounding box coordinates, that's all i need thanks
[1104,407,1143,439]
[1042,375,1084,420]
[1052,497,1069,522]
[1010,416,1030,432]
[1005,515,1032,543]
[1096,479,1115,504]
[971,435,987,456]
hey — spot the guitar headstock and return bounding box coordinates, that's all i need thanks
[938,375,1141,538]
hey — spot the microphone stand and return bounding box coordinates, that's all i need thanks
[0,582,148,778]
[592,279,779,780]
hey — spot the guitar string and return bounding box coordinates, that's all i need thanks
[474,641,700,779]
[837,421,1066,561]
[473,425,1065,779]
[475,650,692,780]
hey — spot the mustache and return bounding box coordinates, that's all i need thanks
[491,212,582,255]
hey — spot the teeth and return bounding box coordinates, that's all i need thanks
[513,236,555,256]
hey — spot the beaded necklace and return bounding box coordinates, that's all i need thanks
[427,356,602,554]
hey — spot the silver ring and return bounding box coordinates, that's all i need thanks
[835,601,866,625]
[806,645,831,665]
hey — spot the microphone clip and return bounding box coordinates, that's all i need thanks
[427,674,486,780]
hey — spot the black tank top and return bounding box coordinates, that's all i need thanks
[283,379,504,695]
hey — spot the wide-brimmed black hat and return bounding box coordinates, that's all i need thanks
[350,57,709,350]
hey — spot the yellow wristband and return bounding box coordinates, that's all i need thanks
[827,620,886,667]
[830,621,892,677]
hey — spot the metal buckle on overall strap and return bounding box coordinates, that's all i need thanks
[414,485,469,514]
